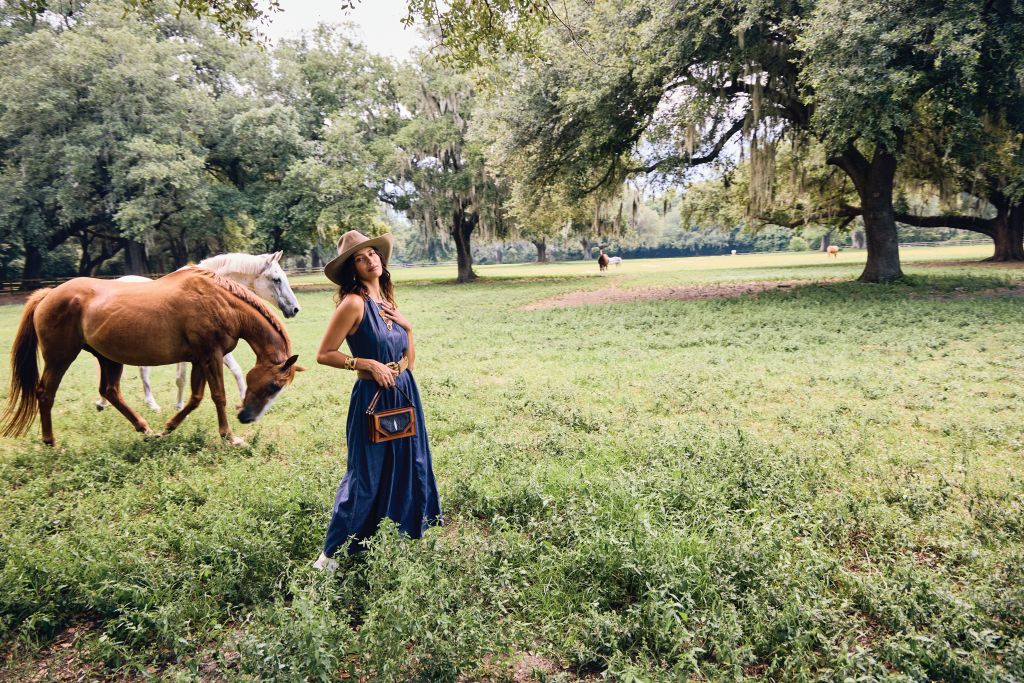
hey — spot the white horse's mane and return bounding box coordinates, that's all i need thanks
[198,253,271,276]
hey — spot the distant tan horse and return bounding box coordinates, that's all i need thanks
[0,267,303,447]
[827,245,840,259]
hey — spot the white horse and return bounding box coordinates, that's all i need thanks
[608,256,623,266]
[95,252,300,412]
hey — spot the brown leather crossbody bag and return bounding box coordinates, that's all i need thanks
[366,384,417,444]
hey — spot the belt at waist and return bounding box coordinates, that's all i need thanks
[356,355,409,382]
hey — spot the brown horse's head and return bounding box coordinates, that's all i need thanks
[237,354,305,424]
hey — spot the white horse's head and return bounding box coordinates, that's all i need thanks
[253,251,300,318]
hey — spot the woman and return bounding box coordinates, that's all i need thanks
[313,230,443,570]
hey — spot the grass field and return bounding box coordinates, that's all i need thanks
[1,246,1023,681]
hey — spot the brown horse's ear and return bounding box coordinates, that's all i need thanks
[282,355,299,371]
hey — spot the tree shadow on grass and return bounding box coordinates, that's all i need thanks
[521,272,1019,310]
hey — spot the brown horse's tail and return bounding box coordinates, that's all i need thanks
[1,288,50,438]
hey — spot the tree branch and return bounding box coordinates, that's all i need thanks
[827,144,870,192]
[761,202,996,237]
[893,212,994,236]
[627,118,745,174]
[762,204,861,229]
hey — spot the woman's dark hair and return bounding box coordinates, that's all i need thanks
[334,247,395,305]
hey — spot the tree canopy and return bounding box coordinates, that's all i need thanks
[2,0,1022,287]
[405,0,1024,281]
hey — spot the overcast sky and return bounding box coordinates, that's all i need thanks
[258,0,428,61]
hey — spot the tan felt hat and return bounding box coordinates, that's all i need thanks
[323,230,394,285]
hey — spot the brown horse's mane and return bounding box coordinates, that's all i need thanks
[186,267,290,349]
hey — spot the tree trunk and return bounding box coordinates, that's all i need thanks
[987,199,1024,262]
[494,244,504,264]
[851,229,864,249]
[311,246,322,269]
[819,230,832,251]
[451,207,477,283]
[170,238,190,269]
[20,245,43,291]
[580,238,593,259]
[831,146,902,282]
[123,239,149,275]
[533,238,547,263]
[78,237,124,276]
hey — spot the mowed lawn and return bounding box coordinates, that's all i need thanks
[1,246,1023,680]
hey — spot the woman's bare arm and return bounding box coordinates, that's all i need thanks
[317,295,399,387]
[316,295,363,369]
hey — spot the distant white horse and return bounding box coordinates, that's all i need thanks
[608,256,623,266]
[95,252,300,412]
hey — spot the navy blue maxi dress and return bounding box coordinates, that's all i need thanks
[322,296,443,557]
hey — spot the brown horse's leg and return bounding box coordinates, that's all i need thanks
[37,359,76,447]
[97,357,152,435]
[163,364,205,434]
[202,355,239,444]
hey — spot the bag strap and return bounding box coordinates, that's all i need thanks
[366,383,415,415]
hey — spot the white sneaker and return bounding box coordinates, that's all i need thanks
[312,552,338,572]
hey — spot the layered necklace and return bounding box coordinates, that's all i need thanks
[367,294,393,332]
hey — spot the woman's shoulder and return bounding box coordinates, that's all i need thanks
[336,292,366,310]
[332,293,366,323]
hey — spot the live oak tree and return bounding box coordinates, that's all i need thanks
[385,54,508,282]
[401,0,1023,282]
[0,1,230,283]
[683,132,1014,256]
[893,106,1024,262]
[502,182,629,262]
[0,1,372,285]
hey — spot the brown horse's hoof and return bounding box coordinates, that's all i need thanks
[226,435,247,448]
[143,430,161,440]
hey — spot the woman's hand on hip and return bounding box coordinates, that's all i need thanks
[364,359,399,388]
[379,301,412,332]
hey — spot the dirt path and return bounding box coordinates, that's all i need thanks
[521,279,828,310]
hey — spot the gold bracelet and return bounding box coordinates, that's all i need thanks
[346,357,358,371]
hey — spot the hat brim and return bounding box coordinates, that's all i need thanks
[323,234,394,285]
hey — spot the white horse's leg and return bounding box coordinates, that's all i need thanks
[175,362,187,411]
[140,366,160,411]
[94,362,109,410]
[224,352,246,402]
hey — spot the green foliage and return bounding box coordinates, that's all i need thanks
[11,0,287,43]
[414,0,1024,277]
[403,0,550,67]
[381,52,513,279]
[797,0,986,155]
[787,235,809,251]
[1,250,1023,679]
[0,2,392,278]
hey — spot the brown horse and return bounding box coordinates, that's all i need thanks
[0,267,303,447]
